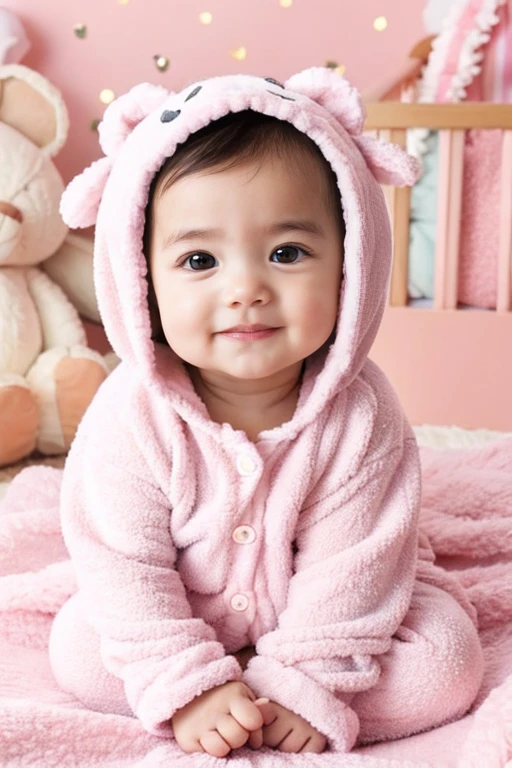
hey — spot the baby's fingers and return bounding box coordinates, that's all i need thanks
[261,717,291,749]
[254,700,277,727]
[230,693,265,732]
[216,713,250,750]
[276,730,310,753]
[199,730,231,758]
[247,727,263,750]
[300,732,327,753]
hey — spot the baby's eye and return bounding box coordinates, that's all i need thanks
[183,252,218,270]
[270,245,309,264]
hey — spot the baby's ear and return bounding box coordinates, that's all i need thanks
[60,83,170,229]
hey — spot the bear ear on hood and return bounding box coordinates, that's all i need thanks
[354,134,421,187]
[60,83,170,229]
[285,67,421,188]
[97,82,169,158]
[285,67,366,136]
[60,156,113,229]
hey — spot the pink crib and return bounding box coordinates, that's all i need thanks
[366,102,512,431]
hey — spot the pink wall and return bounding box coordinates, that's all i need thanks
[5,0,425,183]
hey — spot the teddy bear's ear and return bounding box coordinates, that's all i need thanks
[0,8,30,64]
[0,64,68,157]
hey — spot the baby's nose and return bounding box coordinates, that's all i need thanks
[223,266,272,307]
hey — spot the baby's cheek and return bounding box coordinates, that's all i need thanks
[306,289,338,326]
[160,289,195,327]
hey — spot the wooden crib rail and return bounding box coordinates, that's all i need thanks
[365,102,512,130]
[364,102,512,311]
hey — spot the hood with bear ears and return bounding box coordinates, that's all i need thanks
[61,68,419,435]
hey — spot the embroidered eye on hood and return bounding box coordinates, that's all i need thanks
[60,69,419,434]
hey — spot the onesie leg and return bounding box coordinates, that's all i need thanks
[49,592,132,716]
[352,580,484,745]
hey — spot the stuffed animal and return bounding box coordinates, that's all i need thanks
[0,6,30,65]
[0,61,110,467]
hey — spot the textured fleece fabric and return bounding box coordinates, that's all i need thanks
[51,69,482,752]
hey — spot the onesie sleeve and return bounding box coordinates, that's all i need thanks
[243,433,421,753]
[59,384,242,736]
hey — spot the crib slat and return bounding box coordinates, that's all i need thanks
[497,130,512,312]
[380,129,410,306]
[434,130,465,310]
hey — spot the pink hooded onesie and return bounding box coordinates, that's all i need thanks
[49,68,484,753]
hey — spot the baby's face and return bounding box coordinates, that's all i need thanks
[149,153,343,383]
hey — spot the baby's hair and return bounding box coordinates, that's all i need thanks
[143,109,345,342]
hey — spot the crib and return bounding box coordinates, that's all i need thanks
[366,102,512,431]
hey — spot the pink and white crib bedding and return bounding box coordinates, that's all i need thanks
[407,0,512,308]
[0,429,512,766]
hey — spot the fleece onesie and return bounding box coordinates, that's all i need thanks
[49,68,484,752]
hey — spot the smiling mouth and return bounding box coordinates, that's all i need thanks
[218,324,279,341]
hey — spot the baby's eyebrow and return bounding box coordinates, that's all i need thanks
[162,219,325,249]
[268,219,325,238]
[162,228,220,249]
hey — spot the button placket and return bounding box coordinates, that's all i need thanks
[228,447,263,626]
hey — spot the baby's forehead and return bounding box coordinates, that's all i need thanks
[152,150,336,215]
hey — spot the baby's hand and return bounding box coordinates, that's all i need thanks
[171,680,265,757]
[257,700,327,754]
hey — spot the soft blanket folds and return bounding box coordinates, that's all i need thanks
[0,438,511,767]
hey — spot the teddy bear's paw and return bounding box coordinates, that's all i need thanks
[26,348,108,455]
[0,376,39,466]
[54,353,108,451]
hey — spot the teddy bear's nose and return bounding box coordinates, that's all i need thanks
[0,202,23,223]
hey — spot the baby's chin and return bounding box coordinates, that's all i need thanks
[205,366,297,383]
[185,360,306,386]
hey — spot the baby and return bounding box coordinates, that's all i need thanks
[49,69,484,757]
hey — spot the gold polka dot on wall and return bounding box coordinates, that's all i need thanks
[100,89,116,105]
[230,47,247,61]
[373,16,388,31]
[118,0,130,5]
[73,24,87,39]
[280,0,293,7]
[154,55,170,72]
[199,11,213,24]
[325,61,346,75]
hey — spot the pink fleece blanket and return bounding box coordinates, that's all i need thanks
[1,439,511,767]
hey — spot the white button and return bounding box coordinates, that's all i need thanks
[231,593,249,612]
[232,525,256,544]
[236,454,257,476]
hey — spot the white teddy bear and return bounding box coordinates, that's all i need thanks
[0,60,110,467]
